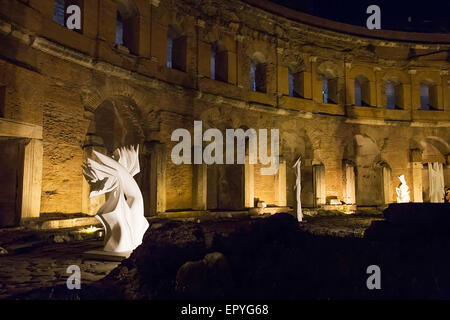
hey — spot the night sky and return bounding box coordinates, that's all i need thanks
[269,0,450,33]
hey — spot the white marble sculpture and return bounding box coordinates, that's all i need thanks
[396,174,410,203]
[293,157,303,222]
[82,145,149,253]
[428,162,445,203]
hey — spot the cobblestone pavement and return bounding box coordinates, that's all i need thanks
[0,240,119,299]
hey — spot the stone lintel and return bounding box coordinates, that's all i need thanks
[0,118,42,139]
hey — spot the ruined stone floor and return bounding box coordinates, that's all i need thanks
[0,211,383,299]
[0,237,119,299]
[299,211,384,238]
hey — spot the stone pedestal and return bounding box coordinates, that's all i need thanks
[84,249,131,262]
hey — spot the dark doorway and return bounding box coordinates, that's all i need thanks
[0,139,24,227]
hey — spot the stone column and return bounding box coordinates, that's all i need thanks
[21,138,43,219]
[207,165,218,210]
[382,166,393,204]
[313,163,326,207]
[410,149,423,203]
[344,161,356,204]
[244,155,255,208]
[274,158,287,206]
[147,141,166,216]
[192,163,207,210]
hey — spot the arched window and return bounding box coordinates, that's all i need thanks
[420,81,437,110]
[166,35,173,68]
[385,80,403,109]
[53,0,65,26]
[167,26,187,71]
[288,68,304,98]
[211,42,228,82]
[250,53,266,93]
[115,1,139,54]
[116,11,124,45]
[322,73,337,104]
[385,81,395,109]
[355,75,370,106]
[322,75,328,103]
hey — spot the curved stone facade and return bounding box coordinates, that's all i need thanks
[0,0,448,223]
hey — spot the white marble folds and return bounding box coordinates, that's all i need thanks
[396,174,410,203]
[83,145,149,253]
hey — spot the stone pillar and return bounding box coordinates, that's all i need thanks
[192,163,207,210]
[207,165,218,209]
[382,166,393,204]
[344,161,356,204]
[313,163,326,207]
[81,134,107,215]
[410,149,423,203]
[147,141,166,216]
[274,158,287,206]
[21,138,43,219]
[244,155,255,208]
[198,40,211,78]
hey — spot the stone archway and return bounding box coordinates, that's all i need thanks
[82,96,146,215]
[344,134,385,206]
[283,131,314,208]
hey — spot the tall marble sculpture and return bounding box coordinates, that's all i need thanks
[396,174,410,203]
[293,157,302,221]
[82,145,149,253]
[428,162,445,203]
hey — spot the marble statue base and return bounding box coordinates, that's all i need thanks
[84,249,131,262]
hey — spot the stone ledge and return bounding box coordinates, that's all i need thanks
[249,206,292,215]
[23,216,100,230]
[155,210,252,221]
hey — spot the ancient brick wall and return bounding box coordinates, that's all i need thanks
[0,0,448,216]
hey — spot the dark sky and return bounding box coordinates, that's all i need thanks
[269,0,450,33]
